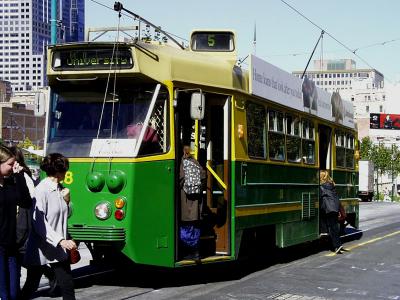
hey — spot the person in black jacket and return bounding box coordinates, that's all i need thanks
[319,170,345,254]
[9,146,58,297]
[0,145,32,300]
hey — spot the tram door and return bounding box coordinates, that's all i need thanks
[318,124,332,171]
[176,91,231,257]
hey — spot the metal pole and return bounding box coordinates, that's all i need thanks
[377,140,380,201]
[10,113,13,146]
[392,144,394,201]
[51,0,57,44]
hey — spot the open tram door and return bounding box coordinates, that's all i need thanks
[175,90,231,260]
[318,124,332,171]
[318,124,332,235]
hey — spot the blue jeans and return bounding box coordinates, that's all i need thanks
[0,246,20,300]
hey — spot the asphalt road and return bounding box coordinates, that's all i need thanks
[29,201,400,300]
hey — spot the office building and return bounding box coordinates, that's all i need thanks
[292,59,386,118]
[0,0,84,93]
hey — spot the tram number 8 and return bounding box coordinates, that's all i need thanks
[63,171,74,185]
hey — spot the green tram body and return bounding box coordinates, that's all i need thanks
[45,30,359,268]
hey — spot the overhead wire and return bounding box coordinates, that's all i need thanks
[267,37,400,58]
[352,37,400,54]
[87,0,189,44]
[279,0,378,71]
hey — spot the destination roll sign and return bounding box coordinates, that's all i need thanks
[52,48,133,70]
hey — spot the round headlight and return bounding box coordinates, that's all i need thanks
[94,202,112,220]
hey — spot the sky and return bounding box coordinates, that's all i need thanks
[85,0,400,83]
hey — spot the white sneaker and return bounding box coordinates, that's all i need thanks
[334,246,343,254]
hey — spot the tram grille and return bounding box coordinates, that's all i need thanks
[301,192,317,219]
[68,225,126,242]
[151,101,166,151]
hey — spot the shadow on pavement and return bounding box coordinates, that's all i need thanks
[31,226,365,298]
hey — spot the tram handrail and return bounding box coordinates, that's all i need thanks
[206,162,227,190]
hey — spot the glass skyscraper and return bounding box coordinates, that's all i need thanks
[0,0,85,92]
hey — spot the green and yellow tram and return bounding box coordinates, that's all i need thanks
[44,27,359,267]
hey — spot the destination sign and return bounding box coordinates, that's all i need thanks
[191,31,235,52]
[52,48,133,70]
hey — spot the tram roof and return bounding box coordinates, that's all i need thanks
[47,41,355,130]
[47,41,249,94]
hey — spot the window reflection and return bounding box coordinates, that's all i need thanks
[302,119,315,164]
[47,82,169,157]
[269,110,285,161]
[246,102,266,158]
[286,114,301,163]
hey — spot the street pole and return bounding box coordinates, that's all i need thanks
[392,144,394,202]
[10,113,13,146]
[376,138,383,201]
[51,0,57,44]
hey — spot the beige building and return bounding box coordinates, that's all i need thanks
[0,80,12,102]
[0,103,45,147]
[292,59,386,119]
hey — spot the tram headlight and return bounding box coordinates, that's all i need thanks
[94,202,112,220]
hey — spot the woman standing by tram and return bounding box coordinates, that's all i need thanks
[0,145,32,300]
[319,170,348,254]
[22,153,77,300]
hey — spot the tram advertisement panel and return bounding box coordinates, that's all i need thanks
[249,54,355,129]
[370,113,400,129]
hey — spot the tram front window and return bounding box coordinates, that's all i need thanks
[47,82,169,157]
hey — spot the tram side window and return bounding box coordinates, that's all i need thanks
[246,102,266,158]
[335,131,346,168]
[302,119,315,164]
[336,131,354,169]
[346,134,355,168]
[286,114,301,163]
[268,110,285,161]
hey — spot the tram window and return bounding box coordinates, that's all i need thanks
[269,110,284,133]
[286,114,301,163]
[286,115,300,136]
[47,82,169,157]
[336,147,346,167]
[246,102,266,158]
[335,131,346,168]
[268,110,285,161]
[335,134,341,147]
[345,134,355,168]
[301,119,315,164]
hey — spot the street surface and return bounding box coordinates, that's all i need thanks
[27,201,400,300]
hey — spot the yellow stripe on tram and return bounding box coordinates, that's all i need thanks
[236,202,301,217]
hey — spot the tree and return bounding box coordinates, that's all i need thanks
[16,138,41,163]
[359,137,375,160]
[360,137,398,199]
[373,143,392,176]
[16,137,34,150]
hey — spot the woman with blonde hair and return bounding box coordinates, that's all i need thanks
[319,170,343,254]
